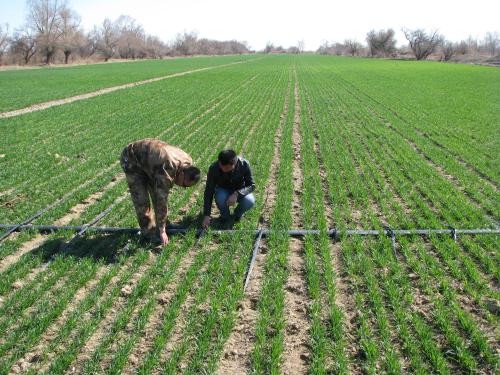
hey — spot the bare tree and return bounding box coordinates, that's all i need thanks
[26,0,67,64]
[297,40,305,53]
[366,29,397,57]
[466,35,478,54]
[0,23,9,64]
[482,31,499,55]
[115,15,145,59]
[403,28,442,60]
[344,38,362,56]
[95,18,119,61]
[456,40,468,55]
[263,42,274,54]
[173,31,198,56]
[10,27,37,64]
[441,41,456,61]
[144,35,165,58]
[317,40,330,55]
[59,5,81,63]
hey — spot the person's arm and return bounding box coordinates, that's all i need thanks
[237,160,255,197]
[151,159,176,245]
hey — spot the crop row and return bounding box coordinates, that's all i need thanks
[0,55,253,112]
[0,57,290,374]
[296,58,498,373]
[0,55,497,374]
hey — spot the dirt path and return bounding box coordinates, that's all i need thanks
[281,77,311,375]
[216,76,292,374]
[0,61,244,119]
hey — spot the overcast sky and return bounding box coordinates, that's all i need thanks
[1,0,499,50]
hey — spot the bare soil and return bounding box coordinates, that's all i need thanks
[282,78,311,375]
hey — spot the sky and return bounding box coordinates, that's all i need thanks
[0,0,499,51]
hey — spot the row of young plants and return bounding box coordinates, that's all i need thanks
[0,62,258,372]
[297,59,498,373]
[305,56,498,183]
[250,69,295,374]
[296,72,349,374]
[297,67,401,373]
[1,58,289,374]
[0,55,253,112]
[105,61,289,374]
[0,64,256,224]
[329,71,499,226]
[94,66,282,373]
[0,62,265,270]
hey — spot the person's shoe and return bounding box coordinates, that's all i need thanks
[234,215,242,223]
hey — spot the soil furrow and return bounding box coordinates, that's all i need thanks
[282,77,311,375]
[216,77,292,374]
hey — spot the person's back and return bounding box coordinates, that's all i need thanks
[124,139,192,182]
[120,139,200,245]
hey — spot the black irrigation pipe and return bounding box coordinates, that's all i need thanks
[66,204,117,246]
[0,200,63,242]
[1,224,499,238]
[244,229,264,292]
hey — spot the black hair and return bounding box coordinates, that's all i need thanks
[218,149,237,166]
[184,166,201,184]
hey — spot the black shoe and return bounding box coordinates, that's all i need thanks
[234,215,242,223]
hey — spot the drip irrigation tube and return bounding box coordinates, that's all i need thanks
[0,201,62,242]
[244,229,264,291]
[0,224,499,237]
[66,204,117,245]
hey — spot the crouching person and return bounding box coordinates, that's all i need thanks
[202,150,255,228]
[120,139,201,245]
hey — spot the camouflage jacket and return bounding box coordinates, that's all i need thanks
[120,139,193,229]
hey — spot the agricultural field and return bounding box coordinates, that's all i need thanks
[0,54,498,374]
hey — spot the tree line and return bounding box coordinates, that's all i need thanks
[0,0,250,65]
[0,1,498,66]
[314,28,499,62]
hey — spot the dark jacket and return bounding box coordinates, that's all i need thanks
[203,157,255,216]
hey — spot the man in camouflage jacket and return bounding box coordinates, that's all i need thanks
[120,139,200,245]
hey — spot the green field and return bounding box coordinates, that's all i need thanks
[0,55,498,374]
[0,55,252,112]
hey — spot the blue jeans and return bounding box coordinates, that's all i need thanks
[215,187,255,219]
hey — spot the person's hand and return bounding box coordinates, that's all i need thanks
[202,216,211,229]
[226,192,238,207]
[159,230,169,246]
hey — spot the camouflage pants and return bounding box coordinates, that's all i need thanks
[120,147,168,237]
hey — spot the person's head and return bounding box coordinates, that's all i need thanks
[176,165,201,188]
[218,149,237,173]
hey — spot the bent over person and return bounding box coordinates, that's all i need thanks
[120,139,200,245]
[202,150,255,228]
